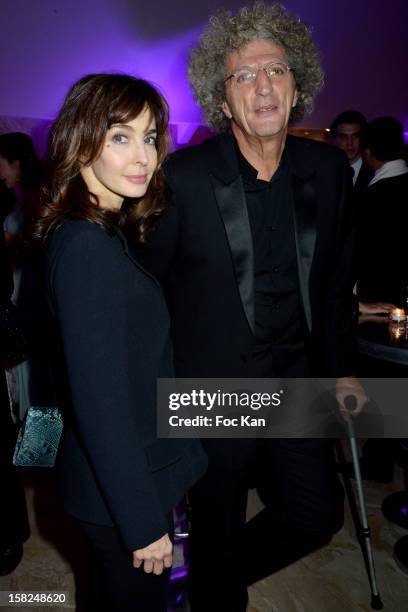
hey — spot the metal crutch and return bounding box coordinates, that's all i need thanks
[344,395,383,610]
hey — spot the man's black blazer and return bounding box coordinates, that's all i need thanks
[137,133,356,378]
[356,173,408,304]
[354,161,373,196]
[46,220,207,551]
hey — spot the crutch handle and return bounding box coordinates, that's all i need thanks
[344,394,357,413]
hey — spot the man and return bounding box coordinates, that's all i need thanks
[137,3,365,610]
[357,116,408,305]
[354,117,408,490]
[330,110,373,193]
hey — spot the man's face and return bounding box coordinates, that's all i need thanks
[222,39,298,142]
[333,123,362,164]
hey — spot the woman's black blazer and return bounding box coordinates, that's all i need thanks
[46,219,207,551]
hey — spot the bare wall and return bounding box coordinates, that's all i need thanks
[0,0,407,129]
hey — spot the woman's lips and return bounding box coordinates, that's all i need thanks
[124,175,148,184]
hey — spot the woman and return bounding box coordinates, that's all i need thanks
[34,74,207,611]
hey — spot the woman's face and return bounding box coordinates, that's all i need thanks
[0,155,20,188]
[80,106,158,211]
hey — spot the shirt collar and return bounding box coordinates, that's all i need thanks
[351,157,363,185]
[368,159,408,187]
[234,140,289,191]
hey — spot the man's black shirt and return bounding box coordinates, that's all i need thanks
[236,146,305,374]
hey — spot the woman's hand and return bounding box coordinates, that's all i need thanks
[132,533,173,575]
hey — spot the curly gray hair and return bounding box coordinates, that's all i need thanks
[188,2,324,132]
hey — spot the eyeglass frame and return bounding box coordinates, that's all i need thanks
[224,60,293,85]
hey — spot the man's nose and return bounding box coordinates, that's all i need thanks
[254,68,273,95]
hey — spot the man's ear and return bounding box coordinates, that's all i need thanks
[292,90,299,108]
[221,100,232,119]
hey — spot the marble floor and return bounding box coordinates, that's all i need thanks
[1,464,408,612]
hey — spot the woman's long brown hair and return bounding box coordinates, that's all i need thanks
[34,73,170,244]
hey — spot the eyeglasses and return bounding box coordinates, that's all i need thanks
[224,61,293,86]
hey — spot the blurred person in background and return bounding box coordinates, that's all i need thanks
[357,116,408,305]
[351,117,408,484]
[330,110,373,195]
[0,132,43,249]
[0,179,30,575]
[0,132,50,419]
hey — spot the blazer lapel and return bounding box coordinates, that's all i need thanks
[210,134,255,333]
[211,174,255,333]
[287,137,318,333]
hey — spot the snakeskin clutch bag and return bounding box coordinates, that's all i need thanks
[13,407,63,468]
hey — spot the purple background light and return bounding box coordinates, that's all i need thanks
[0,0,407,131]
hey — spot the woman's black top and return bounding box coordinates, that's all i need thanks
[46,219,207,551]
